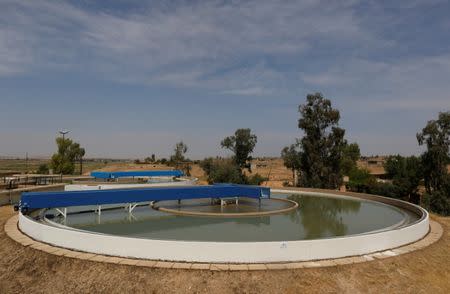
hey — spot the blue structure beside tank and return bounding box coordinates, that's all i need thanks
[19,184,270,213]
[90,170,184,179]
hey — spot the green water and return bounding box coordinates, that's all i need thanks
[55,193,419,242]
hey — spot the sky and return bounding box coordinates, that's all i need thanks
[0,0,449,159]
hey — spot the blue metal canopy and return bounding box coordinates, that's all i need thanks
[90,170,184,179]
[19,184,270,211]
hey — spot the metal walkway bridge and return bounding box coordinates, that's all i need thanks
[90,170,184,179]
[18,184,270,216]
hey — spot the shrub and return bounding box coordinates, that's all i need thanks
[37,164,49,175]
[200,158,244,184]
[422,180,450,216]
[366,182,402,199]
[246,173,268,185]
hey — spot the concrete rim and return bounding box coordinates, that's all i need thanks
[4,213,443,271]
[15,188,432,263]
[153,197,299,217]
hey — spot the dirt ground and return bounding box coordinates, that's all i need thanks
[0,206,449,293]
[91,159,293,187]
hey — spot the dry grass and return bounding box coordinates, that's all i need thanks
[72,158,293,187]
[0,158,122,176]
[0,204,448,293]
[0,158,48,174]
[249,158,293,187]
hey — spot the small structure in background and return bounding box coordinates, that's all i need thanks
[90,170,184,181]
[358,156,388,181]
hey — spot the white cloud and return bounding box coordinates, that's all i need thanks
[301,55,450,111]
[0,27,34,76]
[222,87,270,96]
[1,0,448,111]
[0,0,380,94]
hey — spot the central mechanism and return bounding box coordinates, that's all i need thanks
[152,197,298,217]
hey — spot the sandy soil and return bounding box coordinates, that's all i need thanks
[0,206,449,293]
[250,158,293,187]
[88,159,293,187]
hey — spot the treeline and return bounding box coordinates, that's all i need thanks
[281,93,450,216]
[134,141,192,175]
[136,130,267,185]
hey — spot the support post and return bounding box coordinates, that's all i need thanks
[55,208,67,218]
[128,203,138,213]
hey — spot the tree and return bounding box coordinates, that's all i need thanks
[221,128,257,172]
[347,168,375,192]
[50,137,85,174]
[417,111,450,193]
[296,93,347,189]
[384,155,423,202]
[169,141,191,175]
[341,143,361,176]
[170,141,188,165]
[417,111,450,215]
[281,143,301,185]
[145,154,156,163]
[70,142,85,175]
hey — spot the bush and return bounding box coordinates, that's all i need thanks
[246,173,268,185]
[37,164,49,174]
[422,179,450,216]
[423,191,450,216]
[200,158,244,184]
[346,167,412,201]
[200,158,267,186]
[347,168,376,193]
[366,182,402,199]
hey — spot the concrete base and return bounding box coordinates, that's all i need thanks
[4,213,443,271]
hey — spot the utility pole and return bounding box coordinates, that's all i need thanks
[59,130,69,141]
[25,152,28,174]
[58,130,70,175]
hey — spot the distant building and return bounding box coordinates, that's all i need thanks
[357,156,387,180]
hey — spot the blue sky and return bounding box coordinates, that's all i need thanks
[0,0,449,159]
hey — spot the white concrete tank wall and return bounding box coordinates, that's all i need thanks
[18,190,429,263]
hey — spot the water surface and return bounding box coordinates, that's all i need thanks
[53,193,419,242]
